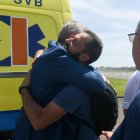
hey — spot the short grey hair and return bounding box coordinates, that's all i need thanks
[136,21,140,32]
[58,20,88,44]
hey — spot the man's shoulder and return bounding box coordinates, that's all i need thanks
[47,40,65,51]
[134,70,140,79]
[128,70,140,84]
[39,40,68,60]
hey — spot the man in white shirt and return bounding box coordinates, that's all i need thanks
[122,70,140,115]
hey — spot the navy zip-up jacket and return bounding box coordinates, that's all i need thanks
[14,40,106,140]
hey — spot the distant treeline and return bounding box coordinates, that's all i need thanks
[97,66,136,71]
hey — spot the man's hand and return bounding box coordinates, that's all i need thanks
[32,49,44,65]
[102,131,113,140]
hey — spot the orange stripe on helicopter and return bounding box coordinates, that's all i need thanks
[11,17,28,65]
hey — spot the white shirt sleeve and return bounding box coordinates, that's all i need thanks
[122,71,140,109]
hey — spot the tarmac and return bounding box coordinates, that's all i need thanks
[100,97,124,140]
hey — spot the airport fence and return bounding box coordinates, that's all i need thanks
[100,70,135,80]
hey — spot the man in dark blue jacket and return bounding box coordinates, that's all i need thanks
[110,20,140,140]
[14,21,106,140]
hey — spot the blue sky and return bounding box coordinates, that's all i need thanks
[69,0,140,67]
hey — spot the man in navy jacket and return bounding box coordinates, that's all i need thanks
[14,21,106,140]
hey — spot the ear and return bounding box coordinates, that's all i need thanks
[79,53,90,62]
[65,34,75,43]
[69,34,75,38]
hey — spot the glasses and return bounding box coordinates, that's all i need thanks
[128,33,138,42]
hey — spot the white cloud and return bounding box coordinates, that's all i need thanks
[70,0,139,21]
